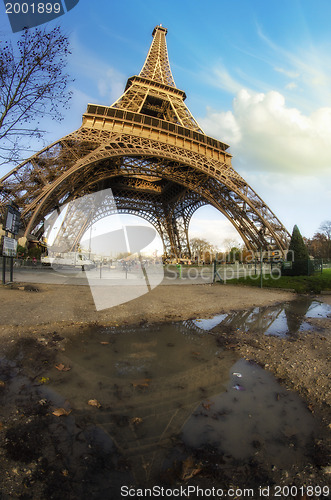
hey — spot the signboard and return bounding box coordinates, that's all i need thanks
[283,261,292,269]
[3,236,18,257]
[5,204,21,235]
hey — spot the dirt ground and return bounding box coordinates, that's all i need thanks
[0,282,330,498]
[0,281,295,328]
[0,281,330,421]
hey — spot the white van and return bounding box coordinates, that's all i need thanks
[41,252,95,271]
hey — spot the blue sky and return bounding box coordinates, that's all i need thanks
[1,0,330,248]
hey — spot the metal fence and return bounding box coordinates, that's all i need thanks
[282,259,323,276]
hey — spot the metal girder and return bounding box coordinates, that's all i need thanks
[139,25,176,87]
[0,25,290,258]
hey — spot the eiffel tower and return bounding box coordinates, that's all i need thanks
[0,25,290,257]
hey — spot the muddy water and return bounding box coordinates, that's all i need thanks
[0,298,330,498]
[182,358,317,467]
[41,322,238,483]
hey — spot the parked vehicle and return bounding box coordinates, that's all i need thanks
[41,252,95,271]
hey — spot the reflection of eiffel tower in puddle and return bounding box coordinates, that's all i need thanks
[54,298,322,483]
[75,359,237,482]
[101,373,217,481]
[185,299,315,337]
[184,306,284,334]
[58,328,238,482]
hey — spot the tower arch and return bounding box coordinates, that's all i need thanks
[0,25,290,257]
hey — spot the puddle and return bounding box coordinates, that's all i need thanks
[191,297,331,337]
[0,302,329,497]
[182,358,318,467]
[191,314,228,331]
[305,300,331,318]
[43,322,237,420]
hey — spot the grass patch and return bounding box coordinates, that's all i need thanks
[227,268,331,294]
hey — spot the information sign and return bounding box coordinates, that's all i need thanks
[3,236,18,257]
[4,204,21,235]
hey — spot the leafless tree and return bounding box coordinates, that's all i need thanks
[305,220,331,260]
[318,220,331,259]
[0,26,72,165]
[190,237,217,263]
[319,220,331,240]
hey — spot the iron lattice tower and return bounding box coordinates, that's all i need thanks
[0,25,290,257]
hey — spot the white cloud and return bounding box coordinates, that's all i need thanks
[204,64,244,95]
[97,68,126,105]
[256,26,331,109]
[199,107,241,146]
[199,89,331,174]
[274,67,300,79]
[197,88,331,237]
[189,212,242,250]
[285,82,298,90]
[69,35,126,105]
[212,65,244,94]
[241,171,331,237]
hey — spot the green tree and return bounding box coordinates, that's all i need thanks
[227,246,241,262]
[28,246,42,260]
[0,26,72,164]
[286,225,309,275]
[287,225,309,261]
[16,244,27,258]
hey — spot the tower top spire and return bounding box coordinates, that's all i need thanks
[111,25,204,132]
[139,25,176,87]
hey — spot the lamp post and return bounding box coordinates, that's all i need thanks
[260,247,263,289]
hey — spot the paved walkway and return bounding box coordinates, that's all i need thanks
[3,263,275,286]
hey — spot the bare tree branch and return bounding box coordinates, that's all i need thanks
[0,26,72,165]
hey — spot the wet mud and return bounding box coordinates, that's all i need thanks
[0,298,330,499]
